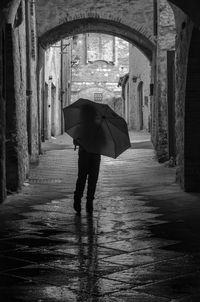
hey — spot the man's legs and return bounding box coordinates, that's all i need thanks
[86,154,101,213]
[74,150,88,213]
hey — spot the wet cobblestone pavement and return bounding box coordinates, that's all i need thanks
[1,132,200,301]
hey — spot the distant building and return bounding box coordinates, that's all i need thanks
[71,34,151,130]
[124,45,151,131]
[42,39,72,140]
[71,33,129,116]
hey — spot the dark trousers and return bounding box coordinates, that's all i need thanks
[74,148,101,202]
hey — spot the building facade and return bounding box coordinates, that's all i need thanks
[71,33,129,117]
[41,39,72,140]
[120,45,151,131]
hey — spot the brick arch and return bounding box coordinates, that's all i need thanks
[39,18,155,61]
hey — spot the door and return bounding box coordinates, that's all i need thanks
[138,81,144,130]
[42,82,48,140]
[51,83,56,136]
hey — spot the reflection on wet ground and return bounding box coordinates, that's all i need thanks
[1,132,200,301]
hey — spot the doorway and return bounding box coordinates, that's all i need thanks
[138,81,144,130]
[51,83,56,136]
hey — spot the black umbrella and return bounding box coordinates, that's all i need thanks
[63,98,131,158]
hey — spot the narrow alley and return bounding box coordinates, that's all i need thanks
[0,132,200,301]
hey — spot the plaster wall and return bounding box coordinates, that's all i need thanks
[44,39,71,138]
[129,45,151,130]
[45,43,61,138]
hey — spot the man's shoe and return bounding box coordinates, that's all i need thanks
[86,200,93,214]
[73,198,81,213]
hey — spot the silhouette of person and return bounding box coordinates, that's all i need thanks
[73,103,102,214]
[73,139,101,214]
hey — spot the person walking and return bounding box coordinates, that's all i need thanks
[73,139,101,214]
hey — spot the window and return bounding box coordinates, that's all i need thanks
[94,93,103,102]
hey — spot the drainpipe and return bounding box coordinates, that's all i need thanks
[153,0,158,37]
[25,0,32,155]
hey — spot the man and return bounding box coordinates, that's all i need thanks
[73,139,101,214]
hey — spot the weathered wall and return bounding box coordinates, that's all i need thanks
[129,45,151,130]
[13,4,29,182]
[37,45,45,144]
[5,1,29,192]
[62,39,72,109]
[154,0,176,162]
[43,39,71,138]
[169,0,200,28]
[184,27,200,191]
[0,14,6,202]
[45,43,61,138]
[171,4,193,189]
[28,0,39,163]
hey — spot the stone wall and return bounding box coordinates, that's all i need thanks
[154,0,176,162]
[5,1,29,192]
[28,0,39,163]
[0,14,6,202]
[36,0,154,44]
[1,0,40,198]
[171,4,193,189]
[184,27,200,191]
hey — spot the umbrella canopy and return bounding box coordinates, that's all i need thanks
[63,98,131,158]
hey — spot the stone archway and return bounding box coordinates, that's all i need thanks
[36,13,156,157]
[39,18,155,61]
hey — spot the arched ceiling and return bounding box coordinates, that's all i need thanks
[35,0,200,61]
[36,0,155,38]
[169,0,200,27]
[39,18,155,61]
[36,0,156,60]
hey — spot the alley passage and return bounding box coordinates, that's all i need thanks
[1,132,200,301]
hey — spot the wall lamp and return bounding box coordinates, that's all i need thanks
[71,55,80,67]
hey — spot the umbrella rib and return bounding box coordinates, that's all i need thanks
[106,117,129,135]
